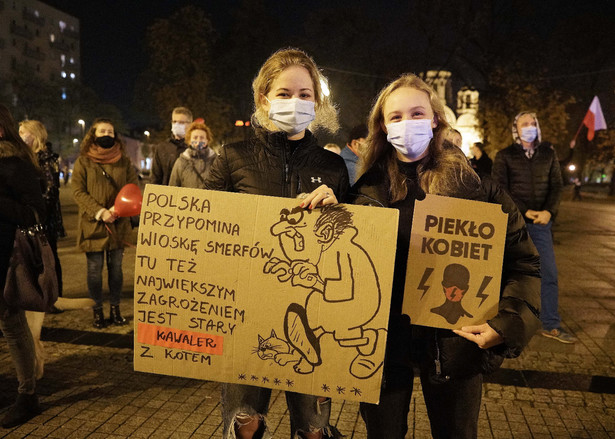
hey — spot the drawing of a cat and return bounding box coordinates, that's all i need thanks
[255,330,301,366]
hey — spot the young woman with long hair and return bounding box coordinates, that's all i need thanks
[72,118,138,329]
[350,74,541,438]
[204,48,347,439]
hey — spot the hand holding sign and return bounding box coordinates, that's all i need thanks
[114,183,142,217]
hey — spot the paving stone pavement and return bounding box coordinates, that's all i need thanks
[1,186,615,438]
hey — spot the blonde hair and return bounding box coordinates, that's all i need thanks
[360,74,479,202]
[185,121,213,145]
[251,48,339,134]
[19,120,48,153]
[80,118,126,155]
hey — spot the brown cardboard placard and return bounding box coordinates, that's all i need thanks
[133,185,399,404]
[402,194,508,329]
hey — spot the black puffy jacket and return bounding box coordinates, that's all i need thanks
[204,129,349,199]
[492,142,562,219]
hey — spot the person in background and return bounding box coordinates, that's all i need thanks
[443,127,462,148]
[349,75,541,438]
[0,104,45,428]
[169,121,217,188]
[150,106,192,185]
[17,120,65,379]
[204,47,347,439]
[469,142,493,179]
[323,143,341,155]
[341,124,368,184]
[492,111,575,344]
[72,118,138,329]
[19,121,66,301]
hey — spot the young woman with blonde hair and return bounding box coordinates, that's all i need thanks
[205,47,347,439]
[350,74,541,438]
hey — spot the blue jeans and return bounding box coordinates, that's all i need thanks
[221,383,340,438]
[86,249,124,307]
[526,222,560,330]
[0,304,36,394]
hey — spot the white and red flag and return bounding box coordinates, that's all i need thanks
[582,96,607,141]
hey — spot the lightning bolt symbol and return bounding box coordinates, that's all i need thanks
[418,267,434,300]
[476,276,492,307]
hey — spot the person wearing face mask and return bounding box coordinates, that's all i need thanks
[72,118,138,329]
[150,106,193,185]
[169,121,217,188]
[348,75,541,438]
[204,48,348,439]
[493,112,575,344]
[341,124,368,185]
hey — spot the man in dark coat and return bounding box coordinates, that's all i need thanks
[150,107,192,185]
[493,111,575,344]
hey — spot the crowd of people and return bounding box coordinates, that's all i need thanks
[1,46,577,437]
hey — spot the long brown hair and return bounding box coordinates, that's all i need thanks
[0,104,38,167]
[360,74,479,202]
[79,118,126,155]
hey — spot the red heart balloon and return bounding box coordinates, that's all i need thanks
[114,183,142,217]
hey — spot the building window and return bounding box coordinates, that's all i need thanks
[34,9,39,17]
[70,72,75,79]
[61,71,66,78]
[60,54,65,67]
[59,20,66,31]
[61,88,67,100]
[70,57,74,64]
[50,33,55,42]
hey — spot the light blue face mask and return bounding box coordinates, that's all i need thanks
[267,98,316,135]
[520,126,538,143]
[386,119,433,160]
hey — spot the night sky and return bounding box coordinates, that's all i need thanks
[41,0,615,129]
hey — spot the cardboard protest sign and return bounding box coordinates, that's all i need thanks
[402,194,508,329]
[134,185,398,404]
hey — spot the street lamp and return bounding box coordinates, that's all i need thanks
[77,119,85,138]
[144,130,150,138]
[568,164,576,172]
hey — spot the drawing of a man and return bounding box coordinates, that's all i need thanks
[264,205,385,378]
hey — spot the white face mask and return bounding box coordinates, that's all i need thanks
[386,119,433,160]
[267,98,316,135]
[520,126,537,143]
[171,122,187,138]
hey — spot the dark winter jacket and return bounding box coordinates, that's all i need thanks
[204,129,349,199]
[492,142,562,219]
[349,159,541,380]
[0,141,45,293]
[37,149,66,240]
[151,138,187,185]
[470,154,493,180]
